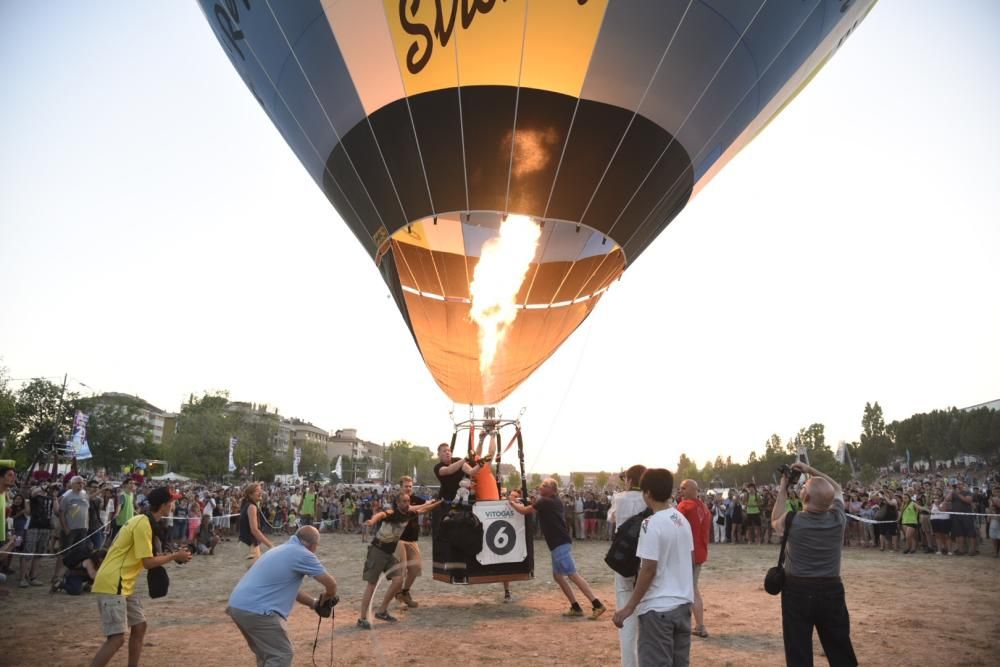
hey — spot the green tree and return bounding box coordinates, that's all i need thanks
[7,378,77,467]
[76,394,154,472]
[293,441,328,480]
[571,472,584,489]
[0,366,19,455]
[858,401,892,468]
[506,470,522,492]
[550,472,562,486]
[530,473,542,487]
[596,471,610,489]
[676,453,699,484]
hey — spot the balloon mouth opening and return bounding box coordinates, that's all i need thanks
[390,211,624,404]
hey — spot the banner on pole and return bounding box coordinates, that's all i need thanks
[474,500,526,565]
[334,456,343,480]
[67,411,93,460]
[228,437,237,473]
[293,447,301,477]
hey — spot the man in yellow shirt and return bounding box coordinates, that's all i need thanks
[89,486,193,667]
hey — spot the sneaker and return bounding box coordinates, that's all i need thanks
[503,590,512,603]
[562,606,584,618]
[19,579,29,588]
[29,579,44,587]
[374,610,398,623]
[589,604,607,620]
[396,590,419,608]
[356,618,372,630]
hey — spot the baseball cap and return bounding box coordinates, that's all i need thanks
[147,486,183,508]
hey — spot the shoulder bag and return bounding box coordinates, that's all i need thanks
[763,511,796,595]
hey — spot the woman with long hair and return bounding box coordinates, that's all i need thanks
[238,482,273,562]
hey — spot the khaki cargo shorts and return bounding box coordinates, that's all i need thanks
[97,595,145,636]
[363,544,400,584]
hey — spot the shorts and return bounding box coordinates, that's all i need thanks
[950,516,975,538]
[745,513,762,527]
[692,563,702,587]
[23,528,52,555]
[550,543,577,577]
[363,544,400,584]
[931,519,951,534]
[97,595,145,636]
[395,540,422,577]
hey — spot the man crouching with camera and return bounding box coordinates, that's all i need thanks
[227,525,338,666]
[771,461,857,667]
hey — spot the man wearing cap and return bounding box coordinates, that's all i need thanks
[227,525,338,666]
[89,486,192,667]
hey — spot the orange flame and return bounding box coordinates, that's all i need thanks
[469,214,541,379]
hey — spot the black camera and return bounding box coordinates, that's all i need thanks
[314,595,339,618]
[777,464,802,486]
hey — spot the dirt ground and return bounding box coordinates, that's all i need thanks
[2,533,997,666]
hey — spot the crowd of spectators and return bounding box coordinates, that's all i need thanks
[2,461,997,599]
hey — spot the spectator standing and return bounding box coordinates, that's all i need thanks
[677,479,711,639]
[744,483,763,544]
[612,469,694,667]
[19,486,54,587]
[771,462,857,667]
[239,482,274,562]
[89,487,193,667]
[609,464,647,667]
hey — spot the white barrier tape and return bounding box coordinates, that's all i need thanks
[4,521,112,558]
[846,515,899,525]
[846,511,1000,525]
[163,513,239,521]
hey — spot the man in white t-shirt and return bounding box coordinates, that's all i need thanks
[608,464,648,667]
[613,468,694,667]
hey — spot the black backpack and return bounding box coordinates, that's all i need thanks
[604,508,653,577]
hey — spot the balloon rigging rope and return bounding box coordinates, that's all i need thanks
[625,0,831,256]
[601,0,770,245]
[243,2,388,247]
[501,1,533,217]
[575,0,695,228]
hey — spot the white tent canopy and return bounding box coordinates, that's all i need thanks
[151,472,190,482]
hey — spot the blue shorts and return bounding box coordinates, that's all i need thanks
[550,543,577,576]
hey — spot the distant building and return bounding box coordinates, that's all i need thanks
[325,428,383,461]
[963,398,1000,412]
[94,392,176,447]
[287,418,331,455]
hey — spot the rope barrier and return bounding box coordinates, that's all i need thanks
[845,510,1000,525]
[3,513,246,558]
[5,521,112,558]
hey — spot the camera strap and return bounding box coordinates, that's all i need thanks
[311,603,334,667]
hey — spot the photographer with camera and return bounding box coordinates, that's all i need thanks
[227,525,338,666]
[771,461,857,667]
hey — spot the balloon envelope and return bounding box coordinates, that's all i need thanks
[199,0,876,404]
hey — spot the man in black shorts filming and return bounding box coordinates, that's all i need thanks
[771,461,857,667]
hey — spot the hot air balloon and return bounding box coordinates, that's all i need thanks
[199,0,876,584]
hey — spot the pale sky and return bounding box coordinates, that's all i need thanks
[2,2,998,476]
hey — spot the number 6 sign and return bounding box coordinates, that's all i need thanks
[474,501,527,565]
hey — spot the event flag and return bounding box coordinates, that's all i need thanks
[67,410,93,460]
[413,464,417,485]
[334,456,342,480]
[293,447,301,477]
[228,436,237,473]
